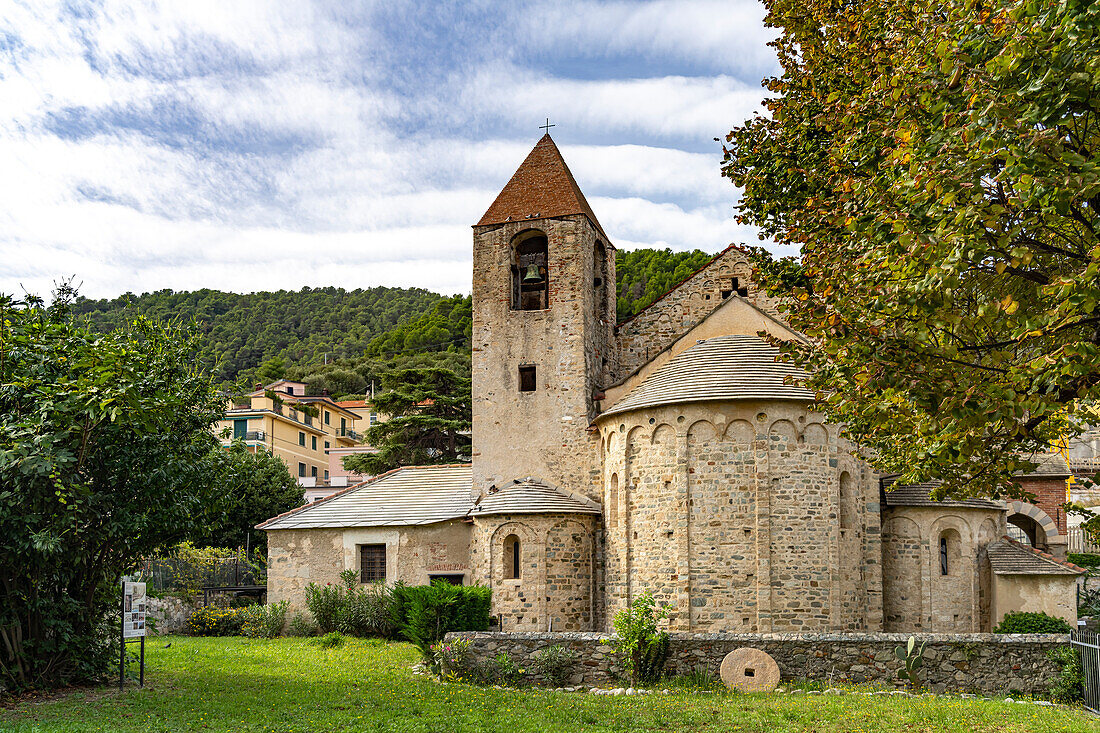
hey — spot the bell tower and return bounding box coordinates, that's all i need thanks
[470,134,615,501]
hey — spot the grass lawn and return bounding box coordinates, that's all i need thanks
[1,636,1097,732]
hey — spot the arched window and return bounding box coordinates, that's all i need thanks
[608,474,619,530]
[503,534,521,579]
[594,240,609,322]
[511,231,548,311]
[939,528,961,576]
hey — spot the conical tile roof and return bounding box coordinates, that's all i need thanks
[476,134,608,239]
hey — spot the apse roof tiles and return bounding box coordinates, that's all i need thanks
[601,334,814,418]
[469,477,602,516]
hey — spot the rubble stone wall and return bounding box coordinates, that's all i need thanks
[447,631,1069,695]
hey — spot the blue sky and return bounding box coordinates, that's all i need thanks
[0,0,781,299]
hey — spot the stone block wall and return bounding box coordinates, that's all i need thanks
[470,512,598,632]
[614,247,778,380]
[471,215,612,505]
[447,631,1069,695]
[880,506,1003,632]
[597,400,882,633]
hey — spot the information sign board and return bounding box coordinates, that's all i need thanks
[122,581,147,639]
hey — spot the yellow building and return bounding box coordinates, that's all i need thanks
[216,380,364,487]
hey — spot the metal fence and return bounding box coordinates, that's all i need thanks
[1068,527,1100,554]
[136,551,265,595]
[1072,631,1100,714]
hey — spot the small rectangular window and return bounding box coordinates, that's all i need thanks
[298,432,305,446]
[518,365,536,392]
[311,435,317,451]
[324,440,330,450]
[324,411,330,425]
[298,462,306,477]
[311,465,318,478]
[324,470,329,480]
[360,544,386,583]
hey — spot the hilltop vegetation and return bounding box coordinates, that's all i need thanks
[74,248,718,396]
[74,286,444,387]
[616,248,713,320]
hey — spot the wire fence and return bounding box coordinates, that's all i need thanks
[1071,631,1100,714]
[135,549,265,596]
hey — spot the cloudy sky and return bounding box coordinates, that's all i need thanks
[0,0,780,300]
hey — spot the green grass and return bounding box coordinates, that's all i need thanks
[1,637,1097,732]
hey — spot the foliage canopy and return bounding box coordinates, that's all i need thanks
[724,0,1100,496]
[0,287,223,690]
[342,367,472,475]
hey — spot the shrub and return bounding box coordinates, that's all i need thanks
[187,606,247,636]
[1048,646,1084,703]
[1068,553,1100,568]
[430,638,474,681]
[531,645,579,686]
[476,651,525,686]
[395,582,492,659]
[338,583,392,637]
[605,591,671,685]
[304,583,345,634]
[241,601,289,639]
[993,611,1074,635]
[287,612,318,637]
[311,632,345,649]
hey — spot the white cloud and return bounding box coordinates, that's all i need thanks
[0,0,776,302]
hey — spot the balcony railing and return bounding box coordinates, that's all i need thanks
[336,427,362,442]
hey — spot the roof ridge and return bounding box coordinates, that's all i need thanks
[616,243,749,328]
[1000,536,1087,573]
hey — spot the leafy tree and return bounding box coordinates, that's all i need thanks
[255,357,287,385]
[193,442,304,553]
[723,0,1100,497]
[343,368,471,475]
[0,287,222,691]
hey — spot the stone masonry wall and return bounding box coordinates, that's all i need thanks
[614,246,778,381]
[597,400,882,633]
[470,513,598,632]
[447,631,1069,695]
[471,216,613,506]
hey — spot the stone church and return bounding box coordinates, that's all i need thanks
[260,135,1083,634]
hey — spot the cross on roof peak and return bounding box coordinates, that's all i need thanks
[539,118,555,134]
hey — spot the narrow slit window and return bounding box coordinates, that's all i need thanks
[939,536,948,576]
[518,365,537,392]
[503,534,521,579]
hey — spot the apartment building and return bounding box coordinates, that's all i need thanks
[217,380,363,489]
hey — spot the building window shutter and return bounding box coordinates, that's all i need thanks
[233,419,247,439]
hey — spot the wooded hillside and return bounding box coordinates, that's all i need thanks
[76,247,719,394]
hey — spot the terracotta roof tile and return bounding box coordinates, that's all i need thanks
[476,134,608,240]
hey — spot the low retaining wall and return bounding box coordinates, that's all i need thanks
[146,596,196,635]
[445,631,1069,695]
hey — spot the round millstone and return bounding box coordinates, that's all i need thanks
[719,648,780,693]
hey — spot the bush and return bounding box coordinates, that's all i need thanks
[1048,646,1084,703]
[287,612,318,637]
[240,601,289,639]
[993,611,1074,635]
[305,583,345,634]
[395,582,492,659]
[338,583,393,637]
[476,651,525,686]
[187,606,247,636]
[430,638,474,681]
[605,591,671,685]
[311,632,345,649]
[531,645,579,686]
[667,663,720,691]
[1068,553,1100,568]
